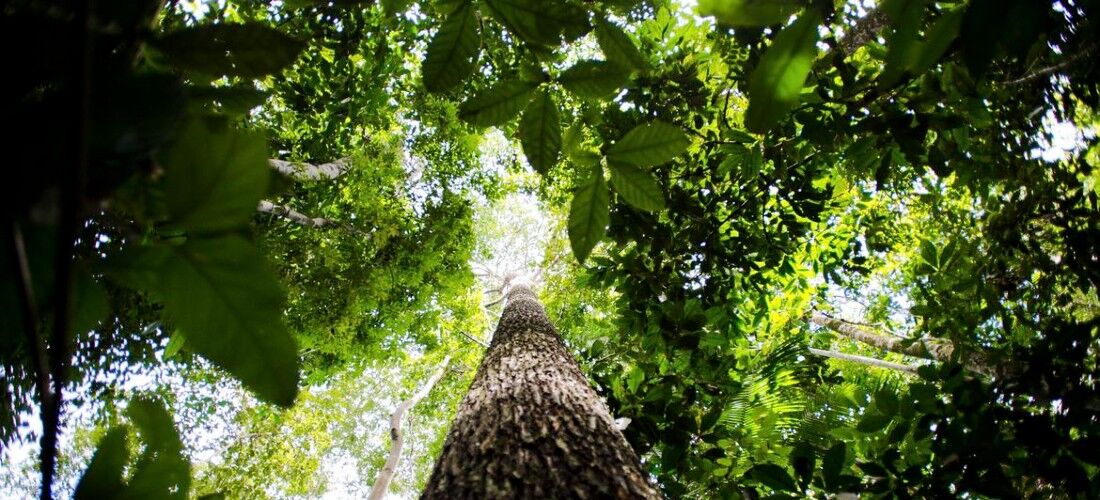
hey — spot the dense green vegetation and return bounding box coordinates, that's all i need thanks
[2,0,1099,497]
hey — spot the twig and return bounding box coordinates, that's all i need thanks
[459,331,489,349]
[1002,42,1097,86]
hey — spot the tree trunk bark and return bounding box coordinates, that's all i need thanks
[808,347,919,374]
[268,157,350,180]
[421,279,658,499]
[369,355,452,500]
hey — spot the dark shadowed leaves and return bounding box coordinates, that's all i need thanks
[558,60,630,100]
[698,0,805,26]
[747,463,797,492]
[152,23,305,78]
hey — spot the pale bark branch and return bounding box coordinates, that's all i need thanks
[809,347,919,374]
[368,355,452,500]
[268,157,351,180]
[257,200,335,228]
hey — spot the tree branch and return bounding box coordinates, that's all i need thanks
[808,347,919,374]
[268,157,351,180]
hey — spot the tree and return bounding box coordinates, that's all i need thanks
[423,276,657,498]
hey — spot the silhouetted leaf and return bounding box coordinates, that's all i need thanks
[747,463,797,492]
[568,165,609,263]
[422,2,481,92]
[152,23,304,78]
[699,0,805,26]
[519,90,562,173]
[822,442,847,490]
[745,10,821,132]
[609,161,665,211]
[73,427,129,499]
[558,60,630,100]
[159,118,270,234]
[606,121,689,167]
[458,80,538,127]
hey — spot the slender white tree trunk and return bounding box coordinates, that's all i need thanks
[368,355,452,500]
[808,347,919,374]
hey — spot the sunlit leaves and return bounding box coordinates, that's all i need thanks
[558,60,630,100]
[606,121,689,167]
[608,161,664,211]
[152,23,304,78]
[744,10,821,132]
[458,80,538,127]
[568,165,609,263]
[157,236,300,407]
[422,2,481,92]
[519,90,562,173]
[698,0,805,26]
[159,118,269,234]
[594,18,648,73]
[483,0,587,46]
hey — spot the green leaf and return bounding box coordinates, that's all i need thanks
[126,398,189,499]
[519,90,562,173]
[912,7,965,74]
[875,388,899,416]
[152,23,305,78]
[159,118,270,234]
[483,0,587,46]
[164,331,186,359]
[822,442,847,490]
[608,161,665,211]
[422,2,481,92]
[747,463,798,492]
[789,441,815,490]
[558,60,630,100]
[74,427,129,499]
[856,412,892,433]
[159,236,300,406]
[744,10,821,133]
[458,80,538,127]
[606,121,689,167]
[879,0,925,87]
[568,165,610,263]
[595,18,648,72]
[698,0,805,26]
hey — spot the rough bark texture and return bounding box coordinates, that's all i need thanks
[422,281,658,499]
[268,157,350,180]
[257,200,334,228]
[369,355,452,500]
[808,347,918,374]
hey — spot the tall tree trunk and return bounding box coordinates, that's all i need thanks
[368,355,452,500]
[422,278,658,499]
[809,312,993,376]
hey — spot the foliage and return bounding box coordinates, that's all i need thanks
[4,0,1100,497]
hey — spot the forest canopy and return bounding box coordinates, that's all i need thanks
[2,0,1100,497]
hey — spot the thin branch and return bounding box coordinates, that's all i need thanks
[368,355,452,500]
[459,331,489,349]
[1002,42,1098,86]
[809,347,919,374]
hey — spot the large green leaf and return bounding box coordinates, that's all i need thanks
[159,118,270,234]
[568,165,609,263]
[747,463,798,492]
[483,0,587,46]
[74,427,129,499]
[519,90,562,173]
[558,60,630,100]
[152,23,304,78]
[608,161,665,211]
[159,236,300,407]
[458,80,538,127]
[744,10,821,133]
[822,442,847,490]
[422,2,481,92]
[595,18,648,72]
[606,121,689,167]
[698,0,805,26]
